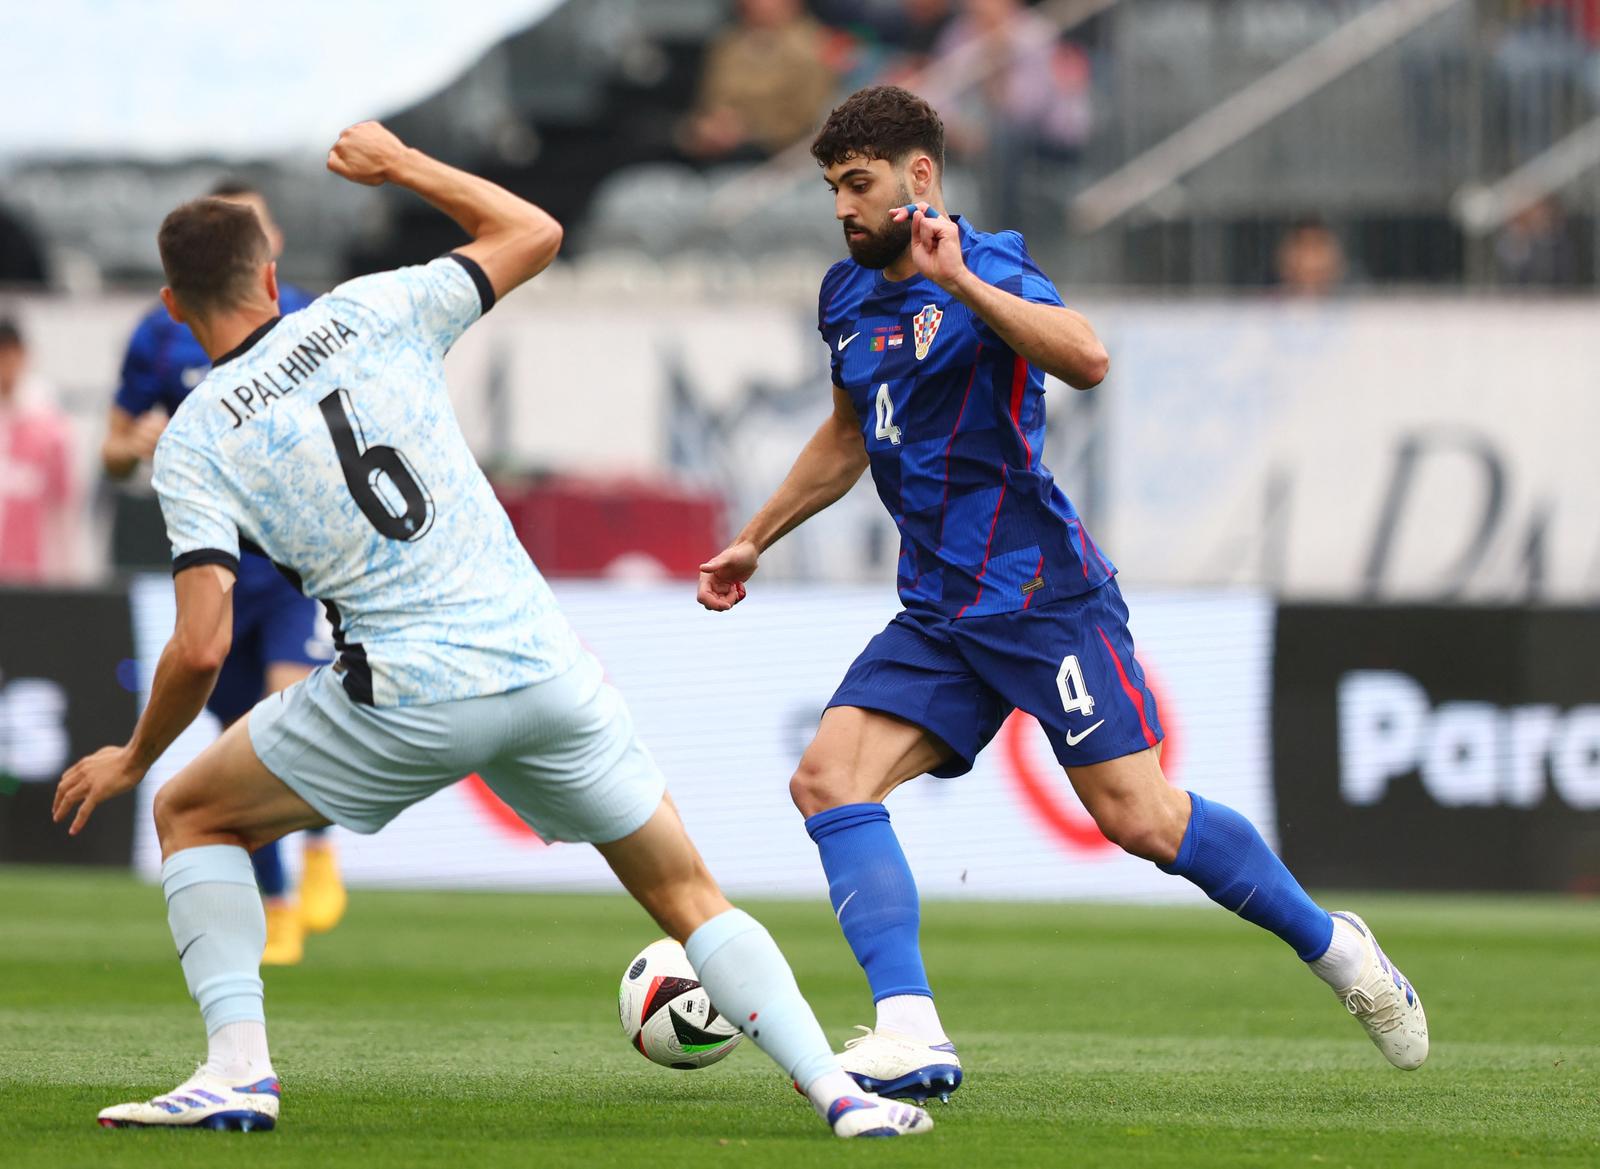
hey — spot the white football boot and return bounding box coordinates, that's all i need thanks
[827,1092,934,1138]
[97,1070,280,1130]
[838,1026,963,1103]
[1328,911,1429,1070]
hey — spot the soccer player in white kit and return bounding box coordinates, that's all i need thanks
[53,121,930,1141]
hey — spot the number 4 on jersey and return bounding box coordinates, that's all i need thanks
[318,389,435,542]
[875,383,902,446]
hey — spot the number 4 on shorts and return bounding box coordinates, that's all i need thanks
[1057,655,1095,717]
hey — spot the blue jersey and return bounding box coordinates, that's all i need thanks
[819,217,1114,619]
[114,284,317,600]
[115,284,317,419]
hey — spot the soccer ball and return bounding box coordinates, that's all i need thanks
[618,938,742,1069]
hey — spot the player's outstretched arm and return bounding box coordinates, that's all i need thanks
[697,385,867,611]
[894,203,1109,390]
[327,121,562,302]
[52,565,233,834]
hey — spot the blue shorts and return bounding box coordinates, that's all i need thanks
[207,557,329,725]
[828,578,1163,777]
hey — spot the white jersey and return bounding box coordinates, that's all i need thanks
[153,254,580,707]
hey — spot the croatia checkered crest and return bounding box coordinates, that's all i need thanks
[912,304,943,360]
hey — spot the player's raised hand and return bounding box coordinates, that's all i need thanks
[53,746,145,836]
[697,541,758,612]
[893,203,967,291]
[327,121,409,187]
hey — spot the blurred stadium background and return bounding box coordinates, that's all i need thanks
[3,0,1599,902]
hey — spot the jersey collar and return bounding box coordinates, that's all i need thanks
[212,316,282,369]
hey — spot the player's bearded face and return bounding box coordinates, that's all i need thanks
[843,179,914,269]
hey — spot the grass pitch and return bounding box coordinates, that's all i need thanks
[0,867,1596,1168]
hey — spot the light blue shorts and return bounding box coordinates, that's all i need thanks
[247,653,666,843]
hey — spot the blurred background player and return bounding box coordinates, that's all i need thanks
[0,318,78,584]
[699,86,1428,1101]
[100,181,345,965]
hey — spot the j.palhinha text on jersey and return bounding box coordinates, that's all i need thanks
[152,255,580,707]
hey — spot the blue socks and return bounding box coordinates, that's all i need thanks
[163,845,267,1033]
[804,803,931,1002]
[684,908,839,1094]
[804,794,1331,991]
[1161,791,1334,961]
[249,839,286,899]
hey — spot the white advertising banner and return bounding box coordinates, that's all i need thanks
[20,292,1600,600]
[1097,299,1600,601]
[129,578,1272,902]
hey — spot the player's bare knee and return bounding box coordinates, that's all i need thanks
[1104,807,1183,864]
[1085,798,1171,864]
[151,785,178,846]
[789,754,855,817]
[151,783,201,847]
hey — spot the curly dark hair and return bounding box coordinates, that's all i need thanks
[811,85,945,171]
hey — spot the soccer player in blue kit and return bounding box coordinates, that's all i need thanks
[699,87,1429,1101]
[103,181,346,965]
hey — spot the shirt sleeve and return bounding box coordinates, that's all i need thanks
[151,435,240,576]
[113,313,166,416]
[818,259,851,387]
[967,231,1065,347]
[330,254,493,355]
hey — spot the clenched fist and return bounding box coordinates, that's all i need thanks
[327,121,410,187]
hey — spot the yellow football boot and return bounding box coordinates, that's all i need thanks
[261,901,304,966]
[299,838,348,935]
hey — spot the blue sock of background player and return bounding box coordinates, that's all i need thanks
[807,791,1357,1049]
[250,839,287,900]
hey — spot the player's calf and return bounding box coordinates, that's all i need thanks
[1066,752,1188,864]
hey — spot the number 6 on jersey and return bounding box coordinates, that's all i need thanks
[318,388,436,542]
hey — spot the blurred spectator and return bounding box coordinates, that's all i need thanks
[0,320,77,583]
[925,0,1091,227]
[1494,195,1579,284]
[1491,0,1600,163]
[1275,216,1348,297]
[813,0,952,69]
[678,0,839,163]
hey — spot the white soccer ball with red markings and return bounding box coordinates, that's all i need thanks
[618,938,742,1069]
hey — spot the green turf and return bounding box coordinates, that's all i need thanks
[1,868,1596,1168]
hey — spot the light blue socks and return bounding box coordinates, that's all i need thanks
[685,909,843,1098]
[162,845,267,1033]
